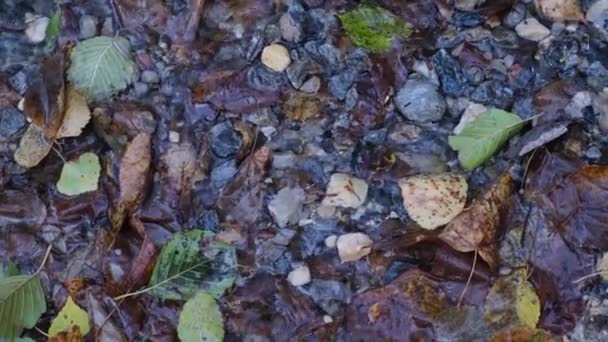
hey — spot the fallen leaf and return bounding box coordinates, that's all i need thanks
[68,36,136,101]
[56,152,101,196]
[49,326,84,342]
[48,297,90,337]
[507,122,568,157]
[0,189,47,229]
[159,142,206,208]
[535,0,584,22]
[533,80,580,124]
[491,326,555,342]
[178,292,224,342]
[0,273,46,339]
[13,123,53,168]
[439,173,514,270]
[55,87,91,139]
[322,173,369,208]
[87,293,126,342]
[448,109,525,170]
[399,173,468,230]
[283,91,328,121]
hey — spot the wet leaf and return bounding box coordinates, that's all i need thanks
[49,326,84,342]
[533,80,580,124]
[13,123,53,168]
[440,173,514,270]
[398,173,468,230]
[87,293,126,342]
[57,152,101,196]
[0,274,46,339]
[535,0,584,22]
[68,36,136,101]
[55,87,91,139]
[159,142,206,208]
[0,190,47,229]
[339,4,412,53]
[178,292,224,342]
[448,109,524,170]
[484,269,541,330]
[322,173,368,208]
[149,230,236,300]
[48,297,90,337]
[490,326,556,342]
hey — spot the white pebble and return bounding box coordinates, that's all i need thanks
[287,264,311,286]
[336,232,373,263]
[325,235,338,248]
[515,18,551,42]
[169,131,180,143]
[25,14,49,44]
[261,44,291,72]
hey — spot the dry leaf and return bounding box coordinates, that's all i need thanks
[55,87,91,139]
[13,123,53,168]
[160,142,206,206]
[322,174,369,208]
[439,173,514,270]
[399,173,468,230]
[535,0,584,22]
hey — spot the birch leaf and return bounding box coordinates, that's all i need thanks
[178,292,224,342]
[56,152,101,196]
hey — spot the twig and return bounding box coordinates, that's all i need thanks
[457,249,478,310]
[35,326,49,337]
[35,244,53,275]
[573,270,608,284]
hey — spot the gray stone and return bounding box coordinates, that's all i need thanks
[0,106,26,141]
[79,15,98,39]
[210,121,242,158]
[272,151,297,169]
[268,186,305,227]
[394,78,446,122]
[300,76,321,94]
[141,70,160,84]
[503,4,526,28]
[279,12,302,43]
[132,82,149,97]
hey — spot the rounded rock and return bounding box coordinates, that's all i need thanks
[261,44,291,72]
[394,78,446,123]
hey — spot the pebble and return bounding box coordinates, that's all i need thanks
[261,44,291,72]
[503,4,526,28]
[210,122,242,158]
[325,235,338,248]
[394,78,446,122]
[515,18,550,42]
[0,106,27,142]
[279,12,302,43]
[432,49,467,97]
[101,17,114,36]
[272,151,297,170]
[25,14,49,43]
[268,186,306,227]
[141,70,160,84]
[595,90,608,132]
[79,15,98,39]
[300,76,321,94]
[287,264,311,286]
[323,315,334,324]
[564,91,593,119]
[336,232,373,263]
[321,174,368,208]
[169,131,180,143]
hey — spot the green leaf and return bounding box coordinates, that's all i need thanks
[149,230,236,301]
[56,152,101,196]
[46,9,61,42]
[48,297,91,337]
[339,4,412,53]
[448,109,524,170]
[178,292,224,342]
[0,274,47,339]
[67,36,136,101]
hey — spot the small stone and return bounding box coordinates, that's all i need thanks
[503,4,526,28]
[454,103,487,134]
[141,70,160,84]
[287,264,311,286]
[279,12,302,43]
[336,232,373,263]
[0,106,27,142]
[564,91,593,119]
[325,235,338,248]
[322,174,368,208]
[596,90,608,133]
[455,0,482,11]
[79,15,98,39]
[585,146,602,160]
[323,315,334,324]
[169,131,180,143]
[132,82,149,97]
[268,186,306,227]
[394,78,446,123]
[101,17,114,36]
[272,151,297,170]
[300,76,321,94]
[261,44,291,72]
[25,14,49,43]
[210,122,242,158]
[317,204,337,219]
[388,123,422,144]
[515,18,550,42]
[587,0,608,40]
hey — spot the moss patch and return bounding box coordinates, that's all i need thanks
[339,4,412,53]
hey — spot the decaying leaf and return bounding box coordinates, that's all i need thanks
[322,173,369,208]
[484,269,541,330]
[112,133,151,229]
[87,293,126,342]
[178,292,224,342]
[55,87,91,139]
[56,152,101,196]
[159,142,206,207]
[439,173,514,270]
[491,326,555,342]
[49,326,84,342]
[68,36,136,101]
[448,109,524,170]
[535,0,584,22]
[283,92,328,121]
[48,297,90,337]
[13,123,53,168]
[399,173,468,230]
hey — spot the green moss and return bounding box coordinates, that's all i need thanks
[339,4,412,53]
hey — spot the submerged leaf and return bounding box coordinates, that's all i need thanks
[68,36,136,101]
[56,152,101,196]
[178,292,224,342]
[149,230,236,300]
[399,173,468,230]
[49,297,90,337]
[0,274,46,339]
[339,4,412,53]
[448,109,524,170]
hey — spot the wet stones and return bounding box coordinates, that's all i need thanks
[395,77,446,123]
[432,49,467,97]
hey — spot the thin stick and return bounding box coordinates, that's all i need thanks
[35,326,49,337]
[457,249,478,310]
[35,244,53,275]
[573,270,608,284]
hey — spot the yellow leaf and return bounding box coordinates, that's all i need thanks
[398,173,467,230]
[484,269,540,330]
[55,87,91,139]
[14,123,52,168]
[49,297,90,337]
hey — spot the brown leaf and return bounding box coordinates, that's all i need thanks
[533,80,581,124]
[13,123,53,168]
[24,50,66,139]
[112,133,151,230]
[283,91,328,121]
[439,173,515,270]
[159,142,206,208]
[491,326,556,342]
[87,293,127,342]
[49,326,84,342]
[535,0,584,22]
[55,87,91,139]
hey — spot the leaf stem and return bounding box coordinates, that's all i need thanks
[35,244,53,275]
[573,270,608,284]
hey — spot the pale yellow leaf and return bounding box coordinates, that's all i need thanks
[56,87,91,139]
[14,123,52,168]
[49,297,91,337]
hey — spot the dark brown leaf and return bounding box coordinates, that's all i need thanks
[533,80,581,124]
